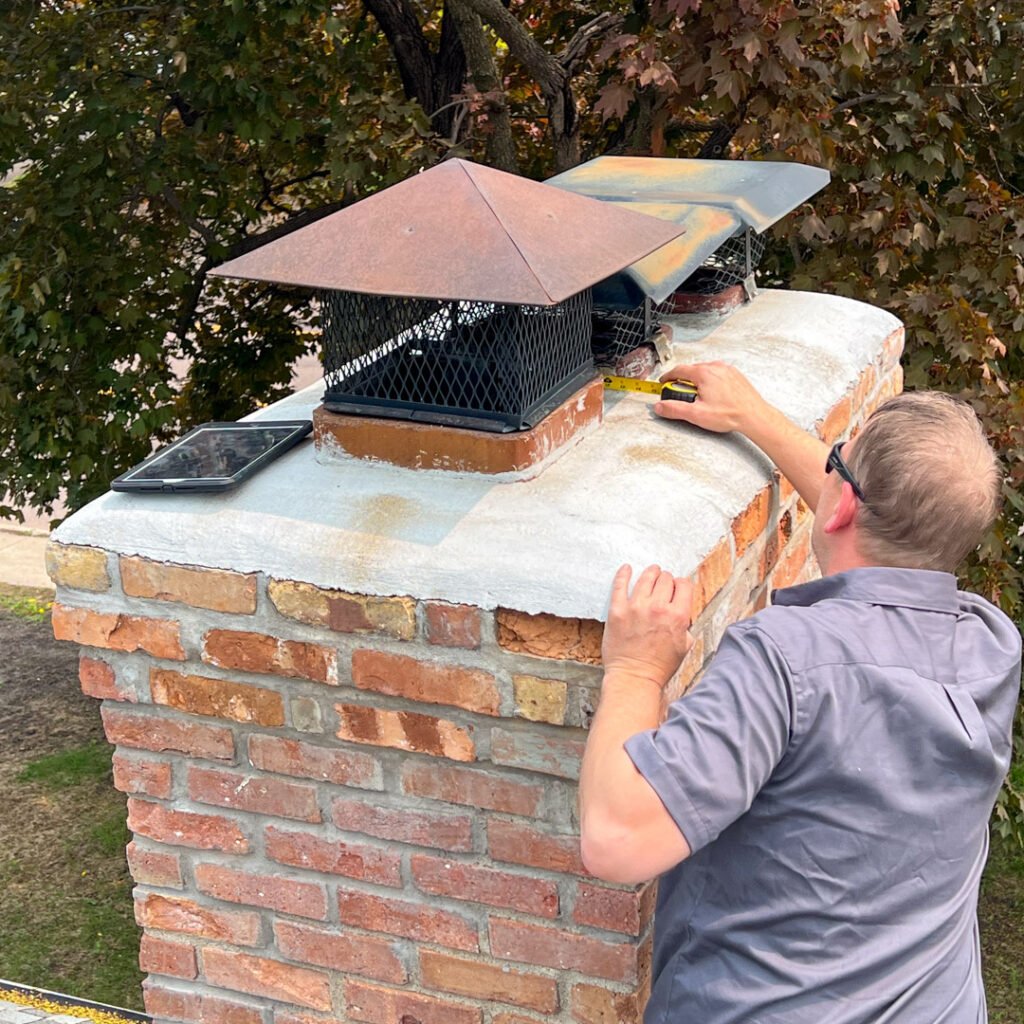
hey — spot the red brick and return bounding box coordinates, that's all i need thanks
[102,706,234,762]
[268,579,416,640]
[265,826,402,887]
[496,609,602,664]
[424,602,482,649]
[570,983,646,1024]
[195,863,328,920]
[143,981,263,1024]
[490,918,639,983]
[126,841,184,888]
[881,325,905,368]
[852,362,878,412]
[401,762,543,818]
[120,556,258,613]
[692,536,732,617]
[337,888,479,952]
[412,854,558,918]
[202,947,332,1012]
[79,655,134,701]
[273,919,406,984]
[664,631,705,706]
[419,949,558,1013]
[336,703,475,762]
[771,528,813,591]
[151,668,285,727]
[135,892,261,946]
[573,881,657,936]
[52,604,185,660]
[494,1015,548,1024]
[344,980,481,1024]
[817,395,852,444]
[139,934,197,980]
[128,798,249,854]
[352,649,499,715]
[487,819,589,876]
[248,734,382,790]
[203,629,338,685]
[188,766,320,822]
[490,726,585,780]
[731,485,772,559]
[112,753,172,799]
[332,796,473,852]
[275,1014,334,1024]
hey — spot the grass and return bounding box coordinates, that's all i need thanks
[16,742,112,788]
[981,832,1024,1023]
[0,593,53,621]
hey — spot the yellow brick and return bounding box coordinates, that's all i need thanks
[120,556,256,613]
[513,674,568,725]
[268,579,415,640]
[45,543,110,592]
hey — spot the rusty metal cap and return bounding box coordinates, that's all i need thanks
[209,159,686,306]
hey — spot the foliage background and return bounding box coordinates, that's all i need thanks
[1,0,1021,838]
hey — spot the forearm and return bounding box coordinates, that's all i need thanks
[739,401,829,512]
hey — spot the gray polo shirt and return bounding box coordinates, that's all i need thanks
[625,567,1021,1024]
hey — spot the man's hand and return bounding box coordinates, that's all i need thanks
[602,564,694,689]
[655,361,769,434]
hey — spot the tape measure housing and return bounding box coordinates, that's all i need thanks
[602,375,698,403]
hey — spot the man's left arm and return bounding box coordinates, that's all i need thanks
[579,564,694,884]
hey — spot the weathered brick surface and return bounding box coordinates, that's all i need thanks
[264,826,403,887]
[424,602,482,649]
[401,762,544,818]
[412,854,559,917]
[202,947,332,1012]
[188,766,320,822]
[289,696,323,734]
[273,920,406,984]
[139,934,198,980]
[419,949,559,1013]
[112,753,173,799]
[771,528,813,591]
[269,579,416,640]
[121,556,257,613]
[487,819,589,876]
[53,604,184,660]
[194,862,328,920]
[490,918,639,983]
[570,983,646,1024]
[45,543,110,591]
[203,629,338,685]
[332,795,474,852]
[248,734,383,790]
[344,980,481,1024]
[337,888,479,952]
[692,537,732,617]
[490,727,585,780]
[79,655,134,701]
[352,649,499,715]
[573,882,657,937]
[126,840,184,889]
[143,982,263,1024]
[731,486,772,559]
[818,394,852,444]
[496,609,602,664]
[151,668,285,727]
[128,798,249,854]
[336,703,476,762]
[513,674,568,725]
[135,892,261,946]
[102,706,234,762]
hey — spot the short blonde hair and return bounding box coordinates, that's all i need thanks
[846,391,1002,572]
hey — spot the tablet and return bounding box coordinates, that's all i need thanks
[111,420,313,493]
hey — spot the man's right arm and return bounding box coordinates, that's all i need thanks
[656,362,830,512]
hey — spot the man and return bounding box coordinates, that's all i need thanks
[579,361,1021,1023]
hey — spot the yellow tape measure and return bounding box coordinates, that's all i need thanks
[602,375,698,403]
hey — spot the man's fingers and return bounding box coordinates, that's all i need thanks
[636,564,662,598]
[652,569,675,603]
[673,578,694,618]
[609,564,632,612]
[654,400,698,422]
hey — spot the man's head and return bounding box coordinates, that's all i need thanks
[813,391,1002,574]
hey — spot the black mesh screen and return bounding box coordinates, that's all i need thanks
[660,227,767,301]
[591,300,661,363]
[320,290,595,433]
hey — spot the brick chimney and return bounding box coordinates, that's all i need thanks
[47,289,903,1024]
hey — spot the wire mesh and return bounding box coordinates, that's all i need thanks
[590,300,661,363]
[320,289,595,433]
[658,227,766,302]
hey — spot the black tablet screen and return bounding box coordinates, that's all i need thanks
[126,426,299,481]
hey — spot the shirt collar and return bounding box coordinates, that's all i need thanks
[772,566,961,615]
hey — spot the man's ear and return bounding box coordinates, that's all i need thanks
[823,482,860,535]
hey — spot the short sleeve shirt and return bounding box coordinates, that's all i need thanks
[625,567,1021,1024]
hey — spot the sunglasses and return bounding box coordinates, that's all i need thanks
[825,442,866,502]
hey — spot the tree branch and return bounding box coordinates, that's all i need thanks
[559,12,623,75]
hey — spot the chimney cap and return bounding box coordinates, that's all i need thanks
[209,159,686,307]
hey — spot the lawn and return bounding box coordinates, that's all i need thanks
[0,598,1020,1017]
